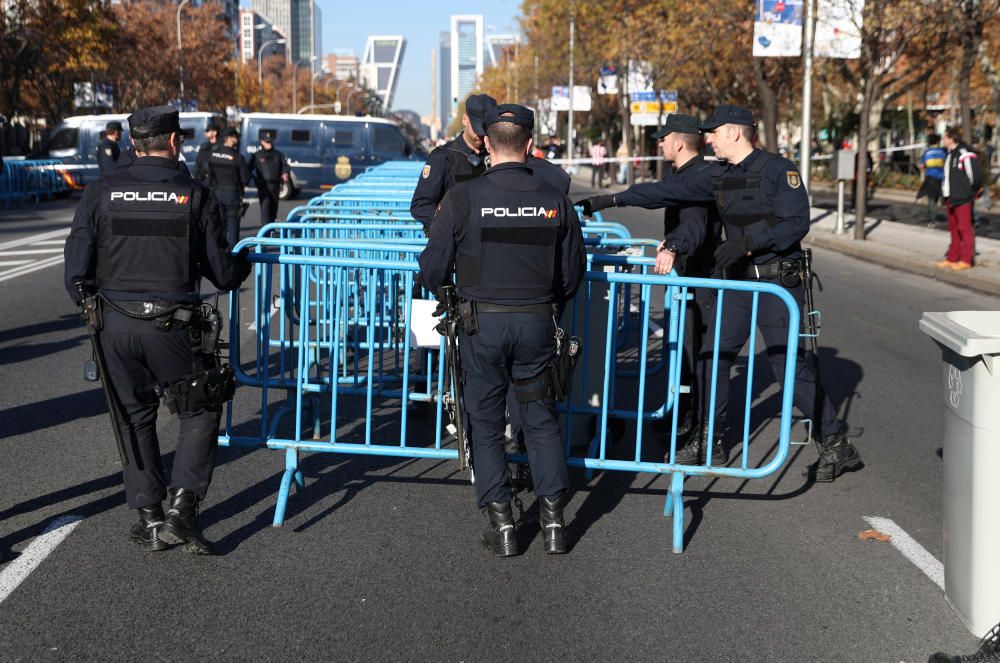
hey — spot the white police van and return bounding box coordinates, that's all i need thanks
[44,112,223,190]
[239,113,425,198]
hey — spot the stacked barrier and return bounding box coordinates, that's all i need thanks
[221,161,803,553]
[1,159,69,206]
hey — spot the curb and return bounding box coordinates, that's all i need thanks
[804,231,1000,296]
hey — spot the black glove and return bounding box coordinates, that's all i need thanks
[577,194,614,217]
[713,237,753,269]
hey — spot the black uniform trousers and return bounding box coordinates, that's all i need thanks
[99,308,221,509]
[677,286,716,427]
[258,181,281,226]
[215,189,242,249]
[695,276,838,437]
[459,312,569,508]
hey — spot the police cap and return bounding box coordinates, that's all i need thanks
[651,114,700,139]
[206,120,222,133]
[485,104,534,131]
[465,93,498,136]
[128,106,194,139]
[699,104,755,131]
[105,120,124,133]
[260,129,276,142]
[221,127,239,138]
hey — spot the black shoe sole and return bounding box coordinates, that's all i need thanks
[157,523,188,546]
[480,534,519,557]
[128,533,171,552]
[814,456,864,482]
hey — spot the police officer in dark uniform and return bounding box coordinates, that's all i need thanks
[604,114,725,463]
[418,104,586,556]
[251,129,289,227]
[96,121,134,176]
[578,104,863,482]
[410,94,495,232]
[63,106,251,554]
[412,95,571,235]
[193,120,221,183]
[208,127,251,246]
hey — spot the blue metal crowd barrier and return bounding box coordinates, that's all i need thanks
[217,161,804,553]
[1,159,68,206]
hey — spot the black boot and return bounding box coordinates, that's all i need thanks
[673,427,726,466]
[128,504,169,552]
[539,494,569,554]
[928,620,1000,662]
[159,488,214,555]
[480,502,519,557]
[809,427,863,482]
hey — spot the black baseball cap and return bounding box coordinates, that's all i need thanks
[465,93,498,135]
[485,104,534,130]
[105,120,124,133]
[221,127,239,138]
[127,106,194,139]
[699,104,755,131]
[652,114,700,139]
[260,129,276,142]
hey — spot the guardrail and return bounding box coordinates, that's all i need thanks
[218,161,803,553]
[0,159,68,206]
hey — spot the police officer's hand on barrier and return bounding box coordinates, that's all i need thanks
[576,194,614,217]
[713,237,753,269]
[654,242,675,275]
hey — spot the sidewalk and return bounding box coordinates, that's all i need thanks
[571,171,1000,296]
[804,208,1000,296]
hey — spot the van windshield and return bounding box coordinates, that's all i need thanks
[48,127,79,152]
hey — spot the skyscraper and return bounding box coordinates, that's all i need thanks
[450,15,483,120]
[360,35,405,110]
[250,0,319,65]
[239,9,286,63]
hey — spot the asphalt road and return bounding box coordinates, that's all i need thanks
[0,186,997,661]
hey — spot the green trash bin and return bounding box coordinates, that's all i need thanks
[919,310,1000,637]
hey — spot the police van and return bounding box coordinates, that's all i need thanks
[44,112,223,190]
[239,113,425,198]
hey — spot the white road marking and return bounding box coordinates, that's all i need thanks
[0,515,83,605]
[0,228,70,282]
[0,228,70,251]
[0,255,66,283]
[0,248,63,255]
[864,516,944,591]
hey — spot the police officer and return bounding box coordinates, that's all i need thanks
[605,114,725,463]
[578,104,863,482]
[251,129,289,227]
[193,120,221,182]
[418,104,586,556]
[412,95,571,235]
[410,94,494,232]
[63,106,251,554]
[96,121,134,176]
[208,127,251,247]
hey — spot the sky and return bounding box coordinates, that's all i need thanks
[321,0,521,117]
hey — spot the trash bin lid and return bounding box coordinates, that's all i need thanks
[919,311,1000,357]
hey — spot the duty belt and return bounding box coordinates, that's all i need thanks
[475,302,553,314]
[742,258,803,280]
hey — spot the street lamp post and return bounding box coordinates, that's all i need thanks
[258,38,287,109]
[176,0,191,106]
[292,57,316,114]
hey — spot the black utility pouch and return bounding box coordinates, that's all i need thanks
[779,262,802,288]
[549,328,582,402]
[457,300,478,335]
